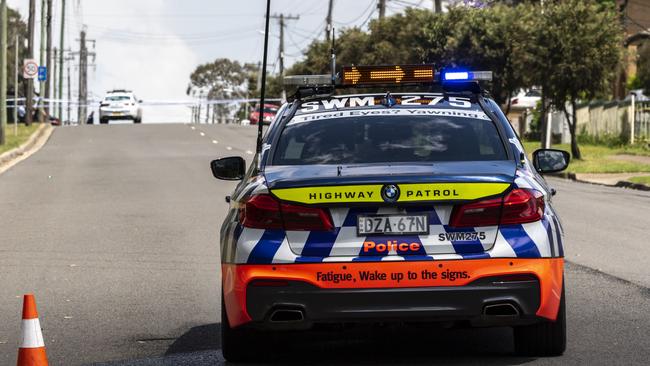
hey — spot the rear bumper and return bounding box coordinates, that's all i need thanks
[99,114,136,120]
[222,258,563,329]
[99,109,138,119]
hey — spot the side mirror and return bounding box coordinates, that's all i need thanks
[532,149,570,174]
[210,156,246,180]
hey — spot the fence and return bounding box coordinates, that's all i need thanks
[510,99,648,144]
[574,99,650,143]
[635,101,650,141]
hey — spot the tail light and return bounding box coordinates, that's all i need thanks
[450,188,544,227]
[511,98,519,105]
[239,194,334,231]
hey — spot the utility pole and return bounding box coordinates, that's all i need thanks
[74,29,95,125]
[0,0,7,145]
[270,13,299,100]
[205,95,210,124]
[434,0,442,13]
[196,92,202,123]
[45,0,53,117]
[77,29,86,124]
[378,0,386,19]
[58,0,65,120]
[326,0,334,41]
[38,0,46,123]
[26,0,36,126]
[13,35,17,135]
[66,54,71,124]
[52,48,56,108]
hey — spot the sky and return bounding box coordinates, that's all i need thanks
[9,0,442,122]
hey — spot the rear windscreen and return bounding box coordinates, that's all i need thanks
[273,114,507,165]
[106,96,131,101]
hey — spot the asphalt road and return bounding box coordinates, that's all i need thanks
[0,124,648,365]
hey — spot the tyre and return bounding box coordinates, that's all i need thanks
[514,284,566,356]
[100,117,108,124]
[134,117,141,124]
[221,296,264,362]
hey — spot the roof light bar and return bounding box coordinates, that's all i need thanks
[341,65,436,86]
[284,74,332,87]
[284,66,493,95]
[442,70,493,82]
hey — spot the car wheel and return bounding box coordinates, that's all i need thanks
[221,295,263,362]
[100,118,108,124]
[514,284,566,356]
[134,117,141,124]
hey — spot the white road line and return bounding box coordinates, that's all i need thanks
[246,150,253,155]
[199,132,205,136]
[226,146,233,151]
[190,126,195,130]
[212,140,218,144]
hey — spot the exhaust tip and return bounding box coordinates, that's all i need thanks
[483,303,520,317]
[269,309,305,322]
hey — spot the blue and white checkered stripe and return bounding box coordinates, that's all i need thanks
[231,171,563,264]
[512,170,564,257]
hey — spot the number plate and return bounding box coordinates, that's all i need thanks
[357,214,429,236]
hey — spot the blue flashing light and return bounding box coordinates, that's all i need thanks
[443,71,470,81]
[441,70,493,82]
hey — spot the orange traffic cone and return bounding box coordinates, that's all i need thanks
[17,294,49,366]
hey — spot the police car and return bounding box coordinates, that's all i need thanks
[211,65,570,361]
[99,90,143,124]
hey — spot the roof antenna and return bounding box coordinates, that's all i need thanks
[256,0,272,155]
[330,28,336,85]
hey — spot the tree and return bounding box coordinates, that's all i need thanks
[635,42,650,93]
[444,4,533,107]
[187,58,248,96]
[529,0,621,159]
[187,58,249,123]
[287,6,532,106]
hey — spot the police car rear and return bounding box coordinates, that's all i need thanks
[211,65,570,361]
[99,90,143,124]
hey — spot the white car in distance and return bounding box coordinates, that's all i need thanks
[510,89,541,110]
[99,90,143,124]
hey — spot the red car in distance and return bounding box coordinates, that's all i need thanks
[249,103,279,125]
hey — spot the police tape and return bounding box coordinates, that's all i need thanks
[5,97,282,107]
[271,182,511,204]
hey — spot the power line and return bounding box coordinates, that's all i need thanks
[360,6,377,28]
[335,1,376,27]
[85,24,256,40]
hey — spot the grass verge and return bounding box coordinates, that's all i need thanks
[522,141,650,174]
[0,123,42,155]
[628,176,650,185]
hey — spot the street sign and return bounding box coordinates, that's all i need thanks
[38,66,47,82]
[23,59,38,79]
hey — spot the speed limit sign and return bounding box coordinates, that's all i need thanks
[23,59,38,79]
